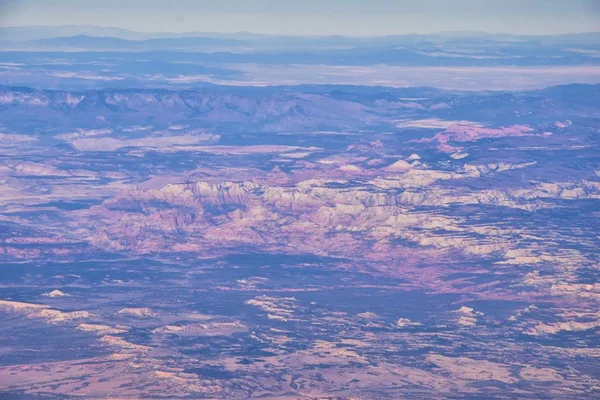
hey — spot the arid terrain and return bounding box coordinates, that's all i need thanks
[0,81,599,399]
[0,26,600,399]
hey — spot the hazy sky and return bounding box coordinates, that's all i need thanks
[1,0,599,35]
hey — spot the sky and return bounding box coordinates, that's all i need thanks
[1,0,599,36]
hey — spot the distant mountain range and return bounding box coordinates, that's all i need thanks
[1,26,599,72]
[1,83,598,133]
[2,24,600,43]
[1,25,599,54]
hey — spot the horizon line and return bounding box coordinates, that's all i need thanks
[1,24,599,39]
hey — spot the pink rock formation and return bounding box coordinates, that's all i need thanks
[417,124,535,153]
